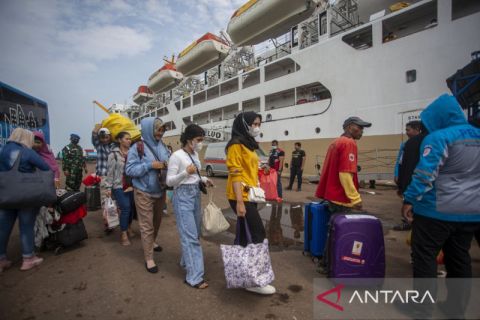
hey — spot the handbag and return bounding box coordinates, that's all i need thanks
[186,151,208,195]
[202,192,230,237]
[55,219,88,247]
[143,141,173,191]
[242,183,266,203]
[220,218,275,288]
[0,150,56,209]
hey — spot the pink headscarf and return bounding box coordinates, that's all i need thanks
[33,131,60,180]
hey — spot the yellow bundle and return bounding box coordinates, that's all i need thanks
[101,113,141,142]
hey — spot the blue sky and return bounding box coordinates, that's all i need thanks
[0,0,244,152]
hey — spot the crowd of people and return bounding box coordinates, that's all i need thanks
[1,95,479,304]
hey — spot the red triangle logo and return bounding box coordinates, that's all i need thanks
[316,284,345,311]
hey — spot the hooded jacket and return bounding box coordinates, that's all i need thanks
[404,94,480,222]
[105,145,125,190]
[125,118,169,196]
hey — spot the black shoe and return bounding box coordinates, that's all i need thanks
[393,222,412,231]
[285,187,292,191]
[145,263,158,273]
[154,245,163,252]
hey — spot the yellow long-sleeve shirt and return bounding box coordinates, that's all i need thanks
[331,172,362,207]
[226,143,259,202]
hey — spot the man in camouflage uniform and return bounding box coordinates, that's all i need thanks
[62,134,87,191]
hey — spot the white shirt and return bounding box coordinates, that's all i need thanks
[166,149,208,188]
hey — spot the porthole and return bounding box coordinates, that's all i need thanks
[315,127,321,134]
[260,133,264,138]
[284,130,289,136]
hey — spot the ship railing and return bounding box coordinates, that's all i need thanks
[311,148,398,182]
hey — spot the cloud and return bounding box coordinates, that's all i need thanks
[58,25,152,61]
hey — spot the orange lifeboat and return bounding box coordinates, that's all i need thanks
[227,0,319,46]
[176,33,230,76]
[147,64,183,94]
[133,85,153,104]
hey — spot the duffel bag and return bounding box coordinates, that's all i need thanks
[56,219,88,247]
[56,191,86,214]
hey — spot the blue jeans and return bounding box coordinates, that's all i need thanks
[0,207,38,258]
[113,189,133,232]
[277,171,283,198]
[173,184,204,286]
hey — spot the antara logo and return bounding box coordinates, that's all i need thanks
[316,284,345,311]
[316,284,435,311]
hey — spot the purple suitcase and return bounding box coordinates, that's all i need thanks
[329,214,385,279]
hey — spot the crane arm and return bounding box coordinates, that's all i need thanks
[92,100,110,114]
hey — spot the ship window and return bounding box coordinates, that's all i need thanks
[220,78,239,96]
[175,101,181,111]
[266,114,272,122]
[156,107,169,117]
[296,82,332,104]
[193,111,210,125]
[242,97,260,113]
[319,12,327,36]
[291,26,299,47]
[163,121,176,131]
[242,69,260,89]
[210,108,223,122]
[223,103,239,120]
[265,58,296,82]
[207,85,220,101]
[260,133,264,138]
[315,127,321,134]
[183,116,192,125]
[193,91,206,106]
[452,0,480,20]
[182,97,191,109]
[342,25,372,50]
[406,70,417,83]
[284,130,289,136]
[382,1,437,44]
[265,89,295,111]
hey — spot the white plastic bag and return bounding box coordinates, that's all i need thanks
[103,197,119,228]
[202,193,230,237]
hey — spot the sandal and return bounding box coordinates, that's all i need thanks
[185,280,209,289]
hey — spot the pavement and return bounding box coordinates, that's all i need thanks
[1,163,479,320]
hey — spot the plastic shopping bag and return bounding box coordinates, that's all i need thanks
[202,193,230,237]
[103,197,119,228]
[259,169,278,201]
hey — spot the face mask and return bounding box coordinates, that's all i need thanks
[271,145,277,150]
[248,126,261,137]
[193,142,203,152]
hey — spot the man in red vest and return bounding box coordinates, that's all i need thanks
[315,116,371,212]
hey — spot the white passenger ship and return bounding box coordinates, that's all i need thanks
[127,0,480,178]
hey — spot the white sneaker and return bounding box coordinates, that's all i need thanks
[245,285,276,295]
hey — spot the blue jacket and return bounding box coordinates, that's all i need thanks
[0,142,50,173]
[404,94,480,222]
[125,118,170,196]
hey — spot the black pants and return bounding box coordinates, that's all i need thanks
[288,167,303,190]
[411,214,479,317]
[229,200,266,247]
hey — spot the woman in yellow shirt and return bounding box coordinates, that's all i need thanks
[226,112,276,295]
